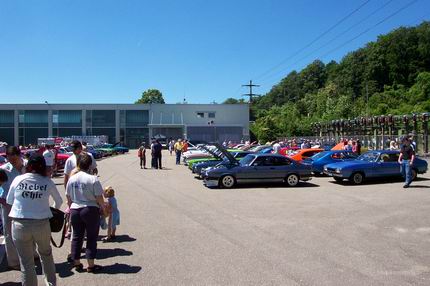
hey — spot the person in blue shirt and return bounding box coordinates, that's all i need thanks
[102,186,120,242]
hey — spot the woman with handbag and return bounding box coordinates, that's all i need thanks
[66,152,106,273]
[6,154,63,286]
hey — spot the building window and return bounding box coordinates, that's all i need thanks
[197,112,204,118]
[208,112,216,118]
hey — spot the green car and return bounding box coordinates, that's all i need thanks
[187,149,248,170]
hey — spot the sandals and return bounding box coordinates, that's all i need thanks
[72,263,84,272]
[87,264,102,273]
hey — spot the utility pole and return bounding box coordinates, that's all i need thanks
[242,80,260,103]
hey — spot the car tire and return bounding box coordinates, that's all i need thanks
[334,177,343,183]
[349,172,364,185]
[285,174,299,187]
[219,175,236,188]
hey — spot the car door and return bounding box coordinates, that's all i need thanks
[374,153,400,177]
[272,156,293,181]
[245,156,277,182]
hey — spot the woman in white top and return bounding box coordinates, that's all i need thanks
[66,152,106,273]
[7,154,63,286]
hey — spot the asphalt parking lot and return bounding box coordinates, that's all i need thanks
[1,151,430,286]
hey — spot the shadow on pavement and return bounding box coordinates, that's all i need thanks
[208,181,320,190]
[2,283,21,286]
[56,261,74,278]
[329,176,430,186]
[112,235,137,243]
[98,235,136,243]
[96,248,133,260]
[99,263,142,274]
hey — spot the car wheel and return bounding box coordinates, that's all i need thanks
[349,172,364,185]
[334,177,343,183]
[411,169,418,181]
[285,174,299,187]
[219,175,236,188]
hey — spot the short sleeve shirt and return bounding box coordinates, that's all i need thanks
[401,145,415,160]
[43,150,55,167]
[0,162,25,199]
[64,153,97,175]
[65,171,103,209]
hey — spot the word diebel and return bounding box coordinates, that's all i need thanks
[17,182,48,200]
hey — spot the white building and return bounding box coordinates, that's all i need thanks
[0,103,249,148]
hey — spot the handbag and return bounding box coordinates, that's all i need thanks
[50,207,68,248]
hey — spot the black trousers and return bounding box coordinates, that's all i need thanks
[70,207,100,260]
[140,156,146,168]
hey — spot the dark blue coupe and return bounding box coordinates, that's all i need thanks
[204,153,312,188]
[323,150,428,184]
[303,150,358,175]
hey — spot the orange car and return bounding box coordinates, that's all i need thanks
[288,148,324,161]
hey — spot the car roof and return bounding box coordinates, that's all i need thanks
[366,150,399,154]
[254,153,286,158]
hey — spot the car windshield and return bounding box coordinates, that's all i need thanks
[311,151,328,160]
[357,152,379,162]
[239,155,256,166]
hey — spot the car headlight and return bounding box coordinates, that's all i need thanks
[324,166,328,171]
[335,168,341,173]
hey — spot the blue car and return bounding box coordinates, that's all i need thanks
[323,150,428,185]
[304,150,358,175]
[204,153,312,188]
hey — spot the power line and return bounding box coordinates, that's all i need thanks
[264,0,419,86]
[241,80,260,103]
[253,0,372,81]
[259,0,396,84]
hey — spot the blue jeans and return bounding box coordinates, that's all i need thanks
[175,151,181,165]
[401,160,412,185]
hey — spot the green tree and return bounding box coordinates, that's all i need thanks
[135,89,165,104]
[223,98,245,104]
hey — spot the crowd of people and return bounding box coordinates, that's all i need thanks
[137,138,190,168]
[0,140,121,285]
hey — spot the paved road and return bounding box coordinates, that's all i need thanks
[1,151,430,285]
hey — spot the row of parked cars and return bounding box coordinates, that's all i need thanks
[180,144,428,188]
[0,142,129,176]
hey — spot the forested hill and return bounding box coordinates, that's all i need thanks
[248,21,430,142]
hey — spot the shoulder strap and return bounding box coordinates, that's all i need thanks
[51,213,69,248]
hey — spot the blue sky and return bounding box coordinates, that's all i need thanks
[0,0,429,104]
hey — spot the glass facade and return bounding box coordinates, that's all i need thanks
[86,110,116,143]
[0,110,14,144]
[120,110,149,148]
[19,128,48,146]
[17,110,48,145]
[18,110,48,127]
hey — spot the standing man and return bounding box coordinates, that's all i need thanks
[138,142,146,169]
[273,141,281,154]
[398,137,415,189]
[174,139,183,165]
[154,140,163,169]
[64,140,97,188]
[42,144,55,177]
[0,146,25,270]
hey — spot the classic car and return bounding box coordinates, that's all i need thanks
[323,150,428,185]
[204,153,312,188]
[85,145,103,159]
[193,151,252,176]
[303,150,358,175]
[287,148,324,161]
